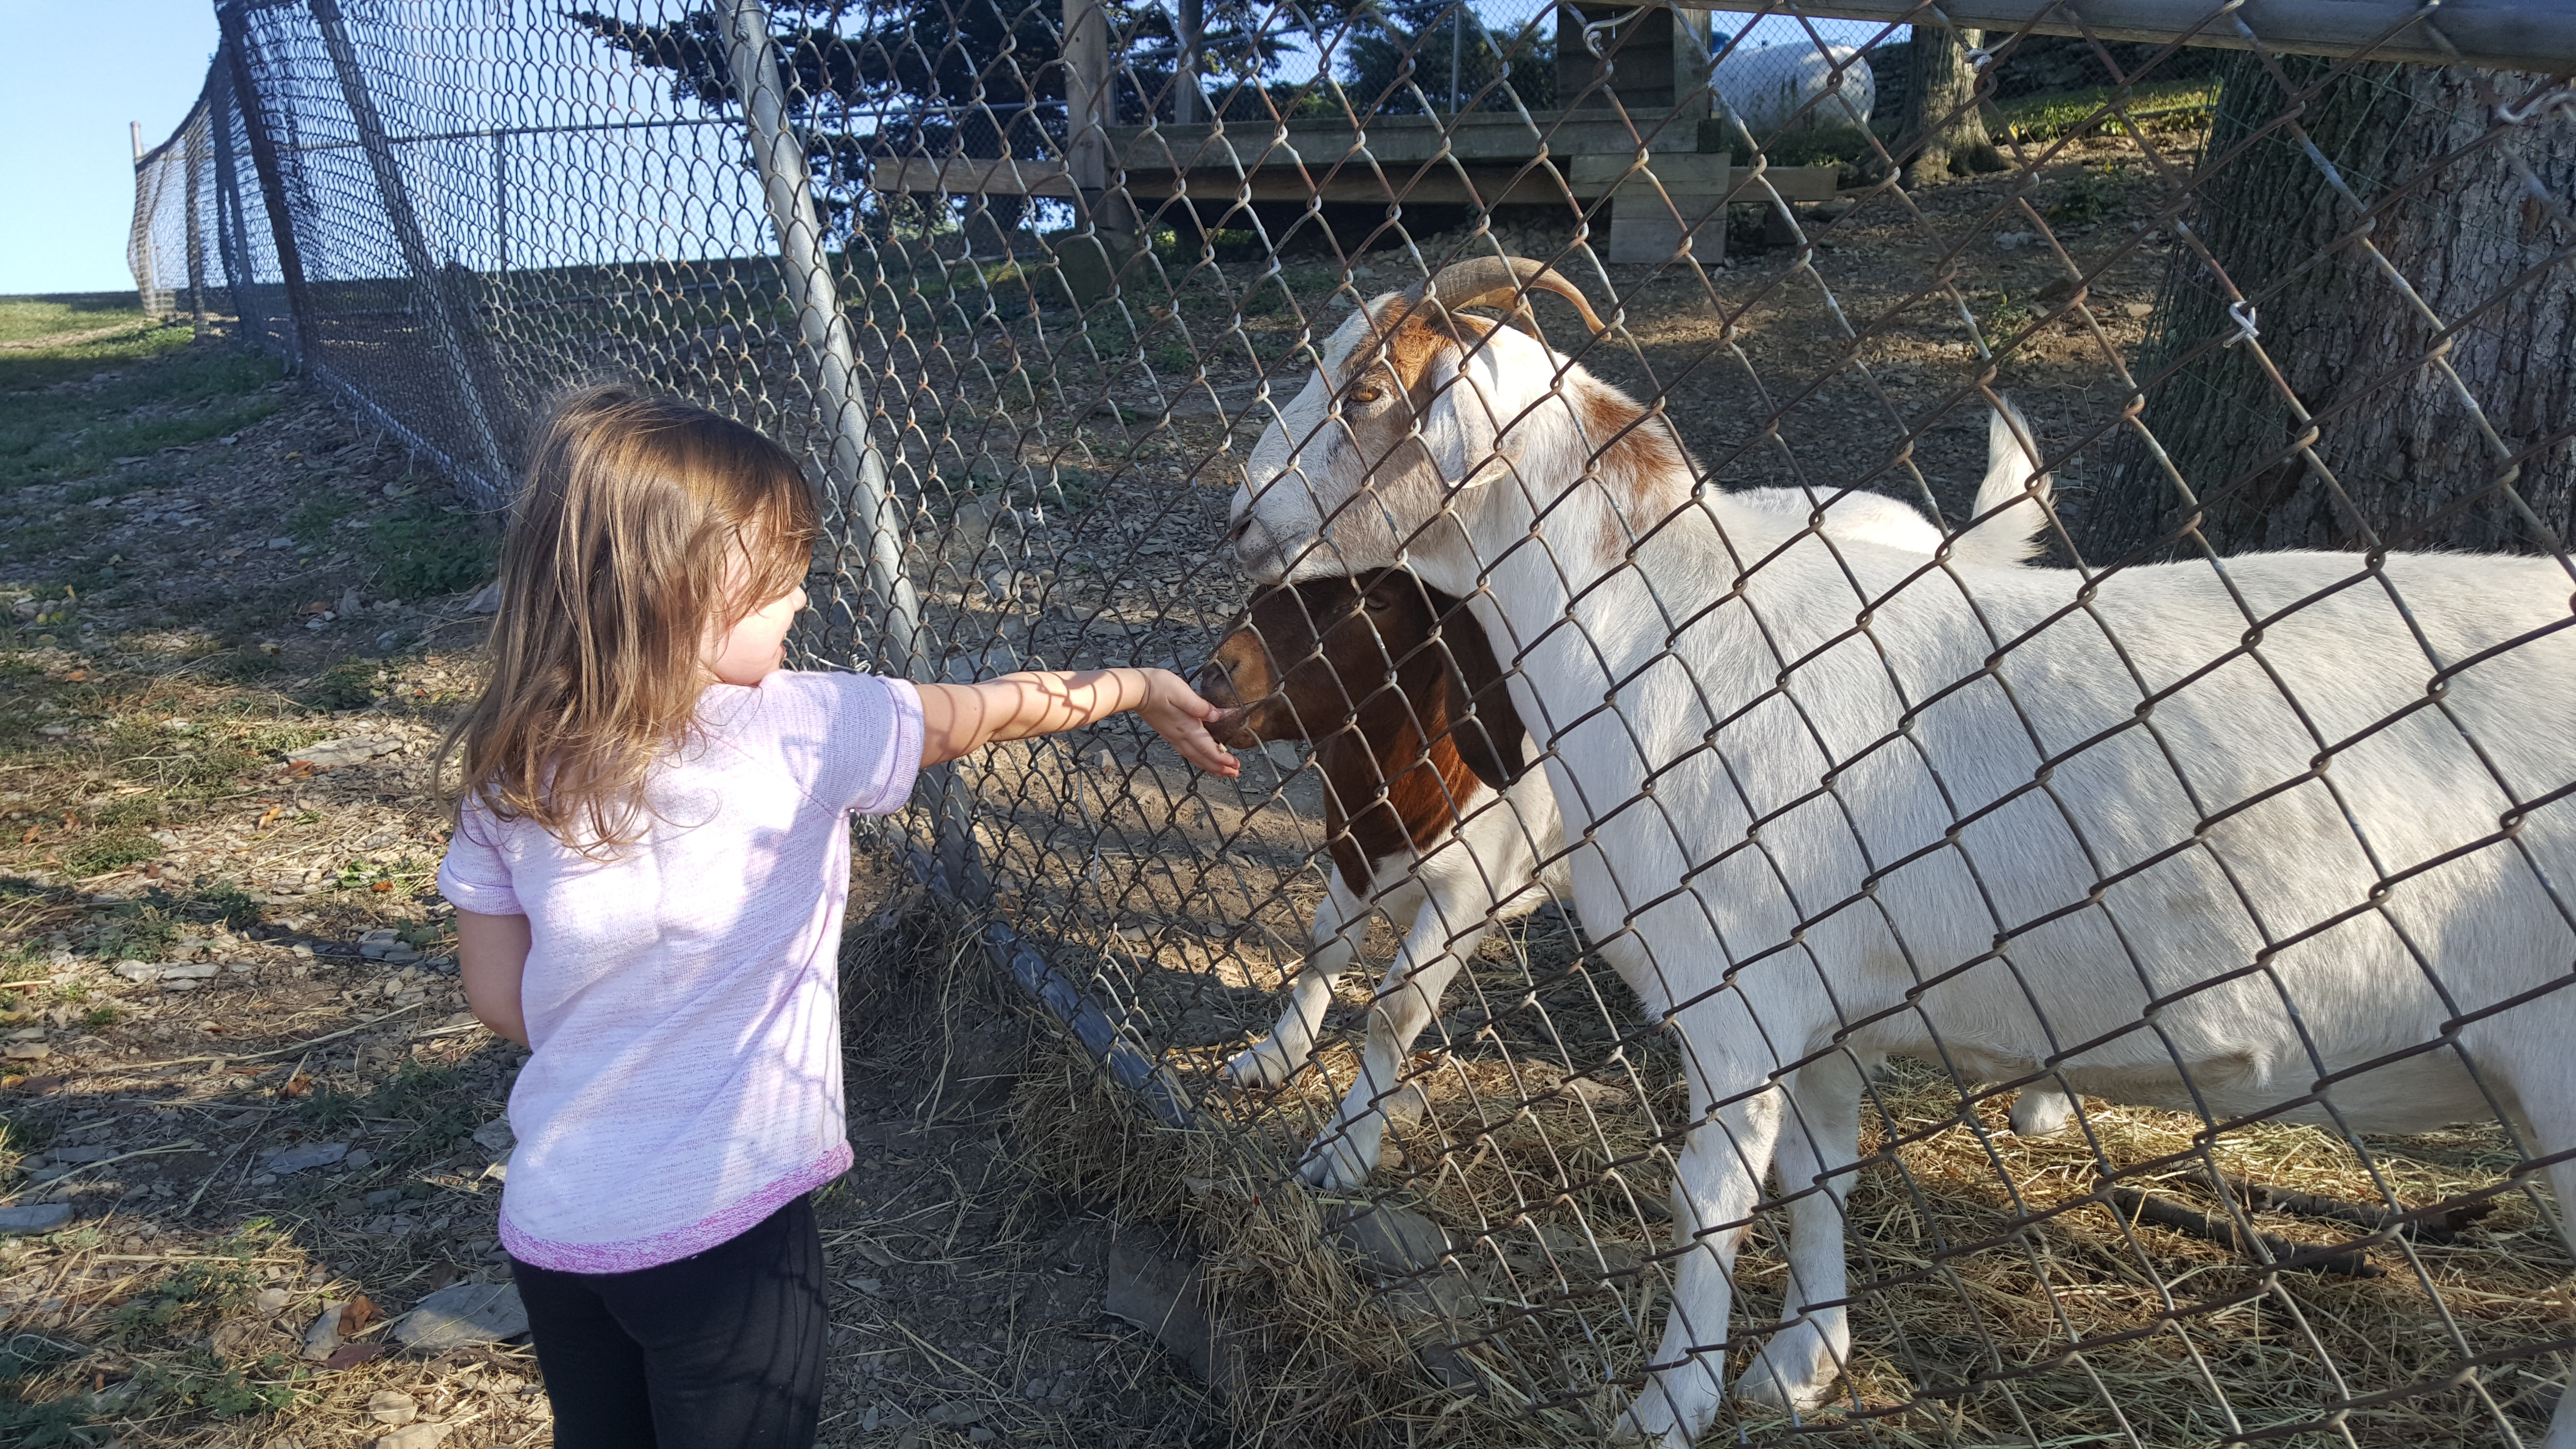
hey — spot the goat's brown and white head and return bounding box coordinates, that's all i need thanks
[1227,257,1632,592]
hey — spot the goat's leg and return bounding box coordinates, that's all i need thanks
[2510,1079,2576,1449]
[1736,1051,1867,1412]
[1621,1079,1785,1447]
[1299,894,1493,1191]
[2010,1082,2075,1136]
[1223,877,1366,1089]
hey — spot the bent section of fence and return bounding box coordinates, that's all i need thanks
[135,0,2576,1443]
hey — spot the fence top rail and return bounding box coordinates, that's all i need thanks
[1678,0,2576,73]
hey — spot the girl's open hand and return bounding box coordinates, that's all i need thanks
[1137,669,1240,777]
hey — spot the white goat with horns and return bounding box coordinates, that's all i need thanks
[1226,256,2576,1446]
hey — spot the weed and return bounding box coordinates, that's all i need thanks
[1152,343,1195,375]
[295,1084,363,1130]
[0,1332,95,1448]
[108,1257,260,1341]
[129,1354,301,1418]
[299,659,383,712]
[79,1004,117,1029]
[59,830,160,880]
[1978,290,2040,343]
[0,1113,55,1159]
[1038,466,1104,515]
[109,721,254,792]
[368,507,495,599]
[204,649,284,683]
[361,1063,481,1159]
[1728,205,1771,254]
[196,883,259,928]
[86,797,161,829]
[2046,168,2127,225]
[286,493,361,547]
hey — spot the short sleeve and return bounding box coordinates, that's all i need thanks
[782,672,923,816]
[437,793,525,916]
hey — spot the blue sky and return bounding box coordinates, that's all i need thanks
[0,0,1883,299]
[0,0,224,295]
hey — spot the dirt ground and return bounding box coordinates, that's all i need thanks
[0,301,1227,1448]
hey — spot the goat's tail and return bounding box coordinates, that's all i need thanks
[1955,399,2055,565]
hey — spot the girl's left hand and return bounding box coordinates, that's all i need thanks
[1136,670,1240,777]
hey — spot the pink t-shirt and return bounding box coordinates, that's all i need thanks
[436,670,922,1273]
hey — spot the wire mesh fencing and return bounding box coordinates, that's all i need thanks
[137,0,2576,1442]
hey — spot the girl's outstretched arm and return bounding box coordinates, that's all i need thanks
[918,667,1238,776]
[457,909,533,1048]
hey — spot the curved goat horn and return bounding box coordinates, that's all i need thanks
[1403,255,1607,337]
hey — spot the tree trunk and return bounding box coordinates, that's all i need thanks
[1906,25,2004,180]
[2079,54,2576,562]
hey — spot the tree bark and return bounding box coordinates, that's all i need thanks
[1906,25,2004,180]
[2079,54,2576,562]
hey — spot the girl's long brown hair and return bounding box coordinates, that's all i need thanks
[442,386,819,851]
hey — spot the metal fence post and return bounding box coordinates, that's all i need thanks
[129,122,161,314]
[184,113,210,337]
[305,0,510,503]
[719,0,928,674]
[218,5,320,370]
[492,129,509,272]
[718,0,987,898]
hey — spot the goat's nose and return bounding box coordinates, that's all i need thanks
[1193,658,1241,710]
[1223,513,1253,549]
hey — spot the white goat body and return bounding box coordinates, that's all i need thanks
[1228,269,2576,1446]
[1229,476,2051,1189]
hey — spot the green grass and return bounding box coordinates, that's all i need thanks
[0,342,284,491]
[286,492,362,547]
[0,293,199,392]
[298,658,385,710]
[367,506,496,598]
[1998,78,2220,144]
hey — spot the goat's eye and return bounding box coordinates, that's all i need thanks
[1347,385,1383,405]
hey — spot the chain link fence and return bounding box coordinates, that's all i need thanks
[134,0,2576,1442]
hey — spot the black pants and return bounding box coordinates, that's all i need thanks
[511,1194,826,1449]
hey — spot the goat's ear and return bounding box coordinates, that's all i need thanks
[1425,585,1533,791]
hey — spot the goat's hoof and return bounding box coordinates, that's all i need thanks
[1732,1358,1835,1414]
[2009,1087,2075,1137]
[1220,1044,1295,1089]
[1610,1394,1695,1448]
[1295,1141,1373,1191]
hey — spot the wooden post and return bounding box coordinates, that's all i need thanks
[216,6,320,370]
[1062,0,1133,249]
[306,0,510,501]
[1557,1,1707,114]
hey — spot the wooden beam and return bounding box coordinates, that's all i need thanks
[1677,0,2569,73]
[869,153,1845,208]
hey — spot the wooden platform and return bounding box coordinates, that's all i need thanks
[869,111,1844,264]
[891,0,1850,267]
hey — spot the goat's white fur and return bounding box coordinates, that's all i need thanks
[1230,297,2576,1446]
[1229,468,2066,1188]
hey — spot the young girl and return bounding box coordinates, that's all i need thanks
[436,386,1237,1448]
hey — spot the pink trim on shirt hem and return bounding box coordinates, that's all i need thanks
[499,1141,853,1275]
